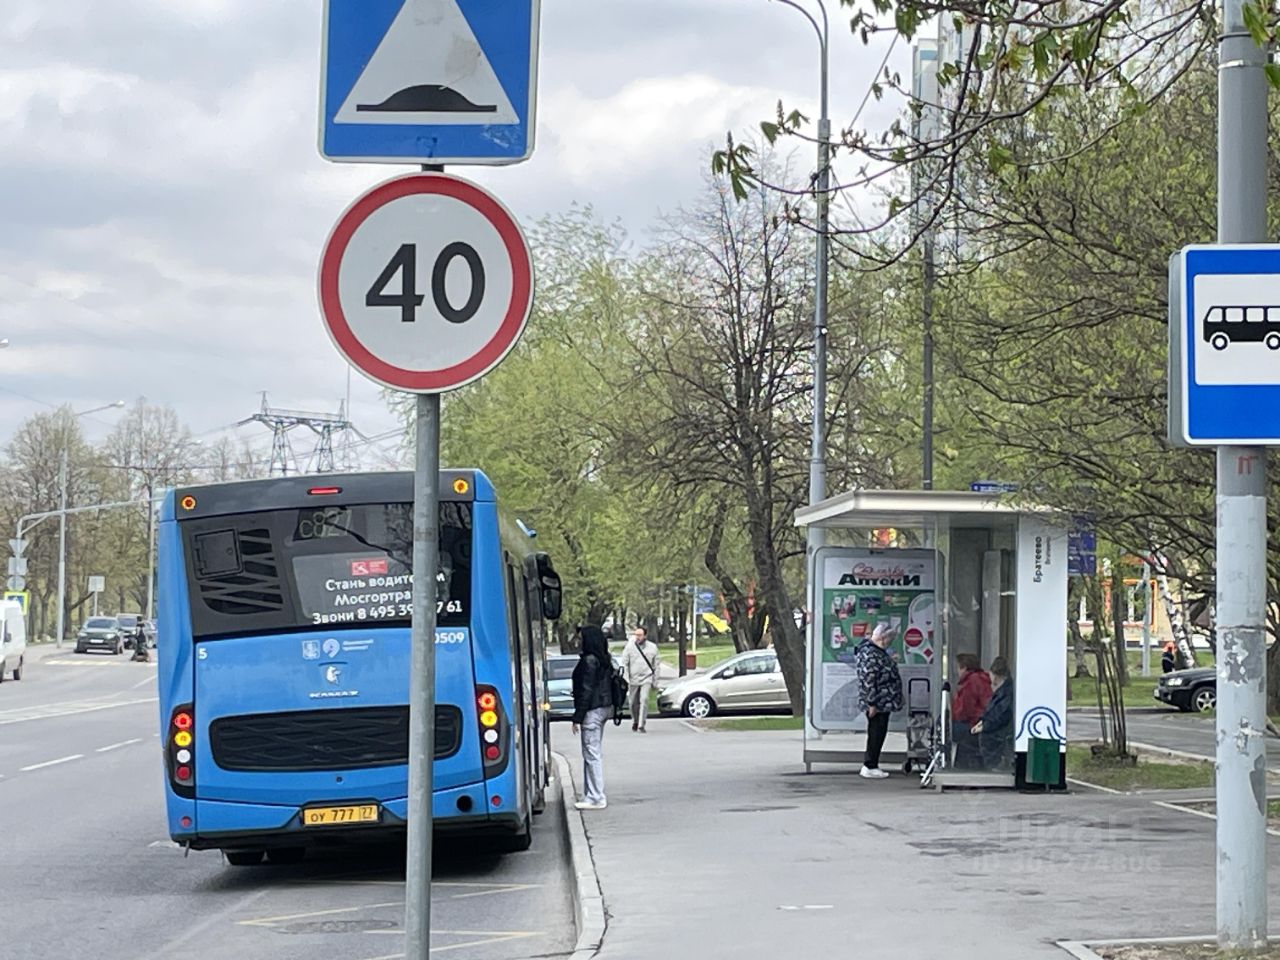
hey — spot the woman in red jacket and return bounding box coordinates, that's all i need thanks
[951,653,992,769]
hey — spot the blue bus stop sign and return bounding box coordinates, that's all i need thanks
[1171,245,1280,445]
[319,0,540,165]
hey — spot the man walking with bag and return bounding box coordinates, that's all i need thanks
[621,626,661,732]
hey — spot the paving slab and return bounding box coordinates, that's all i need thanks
[556,718,1280,960]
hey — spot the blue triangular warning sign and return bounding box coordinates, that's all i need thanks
[320,0,540,164]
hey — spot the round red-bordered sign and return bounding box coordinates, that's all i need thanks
[318,173,533,393]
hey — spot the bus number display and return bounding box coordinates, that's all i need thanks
[294,507,353,540]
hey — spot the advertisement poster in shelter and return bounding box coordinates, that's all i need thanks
[815,548,937,731]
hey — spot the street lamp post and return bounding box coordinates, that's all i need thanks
[54,401,125,647]
[776,0,830,527]
[776,0,830,730]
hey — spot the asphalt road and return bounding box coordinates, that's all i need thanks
[0,646,575,960]
[1069,703,1280,768]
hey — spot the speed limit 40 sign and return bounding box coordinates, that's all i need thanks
[318,173,533,392]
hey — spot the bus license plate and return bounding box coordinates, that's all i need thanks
[302,804,379,827]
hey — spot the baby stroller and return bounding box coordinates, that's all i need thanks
[916,680,951,788]
[901,677,935,776]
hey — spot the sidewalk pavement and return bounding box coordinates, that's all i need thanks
[558,718,1280,960]
[22,641,80,664]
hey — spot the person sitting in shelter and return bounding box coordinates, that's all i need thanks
[950,653,991,769]
[971,656,1014,772]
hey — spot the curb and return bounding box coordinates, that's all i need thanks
[1057,934,1280,957]
[1127,739,1219,766]
[553,751,605,958]
[1128,739,1280,779]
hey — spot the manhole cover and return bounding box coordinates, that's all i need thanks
[278,919,400,935]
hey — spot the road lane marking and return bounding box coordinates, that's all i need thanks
[358,930,540,958]
[1153,798,1280,838]
[132,886,275,960]
[0,696,157,725]
[130,673,158,689]
[21,754,83,772]
[445,882,539,899]
[239,902,402,927]
[287,878,540,899]
[240,898,543,958]
[96,738,144,753]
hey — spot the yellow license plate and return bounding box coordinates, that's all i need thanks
[302,804,379,827]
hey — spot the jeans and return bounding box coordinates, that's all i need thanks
[580,706,611,804]
[628,680,653,729]
[864,710,891,769]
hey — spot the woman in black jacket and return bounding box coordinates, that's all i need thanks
[972,656,1014,771]
[571,625,615,810]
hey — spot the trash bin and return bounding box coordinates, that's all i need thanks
[1026,736,1062,785]
[683,652,697,671]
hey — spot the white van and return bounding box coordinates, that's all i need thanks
[0,600,27,682]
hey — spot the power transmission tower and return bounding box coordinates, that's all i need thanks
[239,393,362,476]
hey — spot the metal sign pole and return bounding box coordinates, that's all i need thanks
[1215,0,1268,946]
[405,391,440,959]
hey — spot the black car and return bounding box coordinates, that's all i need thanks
[75,617,126,655]
[1154,667,1216,713]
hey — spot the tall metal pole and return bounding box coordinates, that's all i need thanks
[405,392,440,959]
[810,1,830,531]
[1215,0,1268,945]
[55,449,67,648]
[777,0,829,731]
[146,491,156,621]
[689,583,696,666]
[1140,560,1152,679]
[922,231,935,489]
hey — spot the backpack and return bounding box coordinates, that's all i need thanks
[609,664,628,725]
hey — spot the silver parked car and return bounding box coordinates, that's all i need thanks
[547,652,626,721]
[657,650,788,719]
[546,655,577,720]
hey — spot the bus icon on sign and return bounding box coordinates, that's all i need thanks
[1202,305,1280,351]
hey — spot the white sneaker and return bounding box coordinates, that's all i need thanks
[859,766,889,780]
[575,800,608,810]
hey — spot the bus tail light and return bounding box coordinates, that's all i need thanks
[475,685,509,776]
[168,704,196,798]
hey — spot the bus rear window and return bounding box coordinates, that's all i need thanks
[182,502,471,640]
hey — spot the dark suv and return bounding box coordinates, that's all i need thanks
[1154,667,1216,713]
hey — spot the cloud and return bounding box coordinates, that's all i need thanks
[0,0,912,462]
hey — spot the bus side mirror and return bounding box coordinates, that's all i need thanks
[541,574,563,621]
[535,553,563,621]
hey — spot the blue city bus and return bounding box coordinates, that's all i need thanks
[155,469,562,864]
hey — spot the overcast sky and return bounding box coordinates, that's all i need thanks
[0,0,908,470]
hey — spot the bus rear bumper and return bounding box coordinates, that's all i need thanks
[172,781,518,850]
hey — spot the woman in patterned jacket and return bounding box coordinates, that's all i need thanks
[853,622,903,780]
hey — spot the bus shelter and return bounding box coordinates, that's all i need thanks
[795,489,1068,790]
